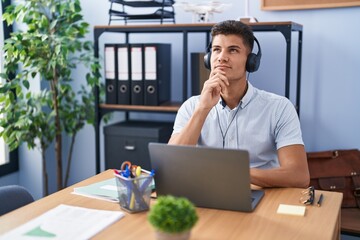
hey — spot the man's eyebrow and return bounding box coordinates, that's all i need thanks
[211,45,241,49]
[228,45,241,49]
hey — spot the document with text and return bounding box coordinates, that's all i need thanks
[0,204,125,240]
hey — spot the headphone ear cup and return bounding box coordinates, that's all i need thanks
[246,53,260,73]
[204,51,211,70]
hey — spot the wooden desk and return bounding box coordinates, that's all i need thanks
[0,170,343,240]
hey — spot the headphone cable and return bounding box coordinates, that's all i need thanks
[215,104,241,148]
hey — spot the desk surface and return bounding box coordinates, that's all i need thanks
[0,170,342,240]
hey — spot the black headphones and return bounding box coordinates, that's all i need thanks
[203,37,262,73]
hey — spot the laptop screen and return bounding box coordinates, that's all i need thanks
[148,143,264,212]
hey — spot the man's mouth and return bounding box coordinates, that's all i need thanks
[215,64,230,69]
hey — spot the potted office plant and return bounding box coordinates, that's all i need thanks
[148,195,198,240]
[0,0,102,195]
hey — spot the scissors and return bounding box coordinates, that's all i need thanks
[120,161,141,178]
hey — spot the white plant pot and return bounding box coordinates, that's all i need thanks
[155,230,191,240]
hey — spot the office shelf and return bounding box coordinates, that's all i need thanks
[93,22,303,173]
[99,102,181,115]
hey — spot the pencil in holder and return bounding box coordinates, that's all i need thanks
[115,173,153,213]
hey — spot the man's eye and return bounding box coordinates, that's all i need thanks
[230,48,238,53]
[212,48,220,52]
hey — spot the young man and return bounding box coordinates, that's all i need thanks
[168,20,309,188]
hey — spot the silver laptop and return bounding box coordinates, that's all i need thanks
[148,143,264,212]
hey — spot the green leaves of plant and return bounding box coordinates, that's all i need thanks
[0,0,101,188]
[148,195,198,234]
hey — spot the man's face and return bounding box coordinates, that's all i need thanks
[210,34,249,81]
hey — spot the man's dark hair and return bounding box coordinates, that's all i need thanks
[211,20,254,53]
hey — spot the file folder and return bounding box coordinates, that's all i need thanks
[104,44,117,104]
[144,44,171,106]
[191,52,210,96]
[130,45,144,105]
[117,44,130,104]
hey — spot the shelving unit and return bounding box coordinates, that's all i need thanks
[93,22,303,173]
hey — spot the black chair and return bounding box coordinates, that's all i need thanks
[0,185,34,216]
[108,0,176,25]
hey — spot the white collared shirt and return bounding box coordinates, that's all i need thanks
[172,82,304,169]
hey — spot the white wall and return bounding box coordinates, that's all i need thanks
[1,1,360,199]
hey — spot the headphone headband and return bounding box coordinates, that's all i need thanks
[253,37,262,58]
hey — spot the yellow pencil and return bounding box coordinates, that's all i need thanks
[129,166,142,210]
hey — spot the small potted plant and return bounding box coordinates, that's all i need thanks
[148,195,198,240]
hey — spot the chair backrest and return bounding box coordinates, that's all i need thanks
[0,185,34,216]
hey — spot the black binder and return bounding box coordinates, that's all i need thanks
[130,44,144,105]
[143,44,171,106]
[117,44,131,104]
[104,44,117,104]
[191,52,210,96]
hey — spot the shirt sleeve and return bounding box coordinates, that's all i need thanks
[274,98,304,149]
[172,96,198,135]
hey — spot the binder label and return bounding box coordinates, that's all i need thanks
[131,47,143,81]
[105,46,115,79]
[118,47,129,81]
[145,46,157,80]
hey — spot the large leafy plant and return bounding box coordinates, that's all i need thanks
[0,0,101,195]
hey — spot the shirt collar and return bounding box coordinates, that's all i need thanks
[240,81,254,109]
[217,81,254,109]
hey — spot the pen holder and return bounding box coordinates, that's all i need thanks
[115,174,153,213]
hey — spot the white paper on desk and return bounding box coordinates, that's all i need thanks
[72,178,124,203]
[0,204,125,240]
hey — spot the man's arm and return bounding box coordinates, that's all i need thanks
[250,144,310,188]
[168,107,210,145]
[169,68,229,145]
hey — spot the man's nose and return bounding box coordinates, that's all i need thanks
[217,51,229,62]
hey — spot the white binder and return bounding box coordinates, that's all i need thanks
[104,45,116,104]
